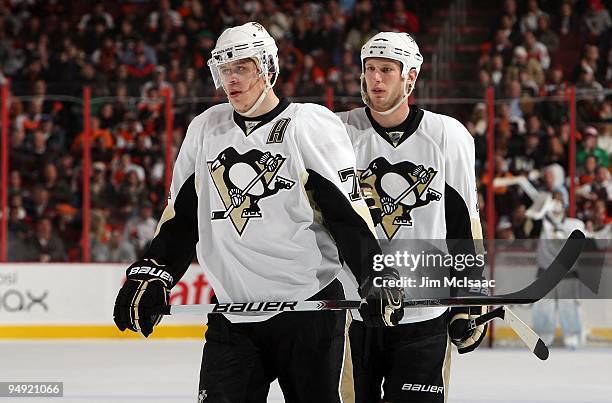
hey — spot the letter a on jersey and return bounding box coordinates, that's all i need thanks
[359,157,441,239]
[208,147,295,235]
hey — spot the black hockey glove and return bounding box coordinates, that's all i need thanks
[359,267,404,327]
[448,305,489,354]
[113,258,173,338]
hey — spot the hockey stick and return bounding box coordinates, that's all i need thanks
[380,167,433,218]
[380,180,421,218]
[158,230,585,316]
[454,306,549,360]
[211,155,281,220]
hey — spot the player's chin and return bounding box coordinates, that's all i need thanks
[229,99,250,113]
[370,100,391,113]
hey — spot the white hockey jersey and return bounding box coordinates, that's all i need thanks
[146,99,379,322]
[337,106,484,324]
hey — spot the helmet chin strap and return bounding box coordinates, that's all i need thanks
[235,58,277,118]
[361,75,415,116]
[239,75,272,117]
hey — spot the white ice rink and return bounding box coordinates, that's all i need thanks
[2,340,611,403]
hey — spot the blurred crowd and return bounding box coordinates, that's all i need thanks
[466,0,611,240]
[0,0,609,262]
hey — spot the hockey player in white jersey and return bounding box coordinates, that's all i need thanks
[113,22,405,402]
[530,190,586,348]
[337,32,489,402]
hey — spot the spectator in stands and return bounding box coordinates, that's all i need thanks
[506,79,529,124]
[90,208,111,262]
[544,137,567,170]
[544,65,566,95]
[148,0,182,31]
[489,53,506,92]
[579,155,599,185]
[54,203,80,259]
[25,217,67,262]
[577,127,609,168]
[523,30,550,70]
[117,169,145,208]
[91,35,119,75]
[98,103,121,130]
[25,186,53,222]
[536,14,559,54]
[578,165,612,206]
[496,216,515,240]
[295,54,326,96]
[581,0,611,38]
[345,18,377,51]
[554,1,580,36]
[141,65,173,99]
[542,164,569,206]
[585,200,611,238]
[505,46,544,89]
[513,132,544,173]
[474,69,492,98]
[71,116,113,152]
[520,0,548,33]
[7,207,31,262]
[8,169,27,199]
[124,201,157,255]
[384,0,420,33]
[8,194,27,224]
[78,2,114,33]
[41,162,72,205]
[492,29,515,64]
[107,229,137,263]
[91,161,114,208]
[511,203,537,238]
[575,44,606,84]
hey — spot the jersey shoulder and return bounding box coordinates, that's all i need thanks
[335,107,370,146]
[292,102,347,137]
[420,109,474,150]
[197,103,234,128]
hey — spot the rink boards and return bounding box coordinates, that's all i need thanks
[0,262,610,342]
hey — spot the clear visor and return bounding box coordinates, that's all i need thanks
[208,52,271,90]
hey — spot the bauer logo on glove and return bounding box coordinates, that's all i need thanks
[113,258,173,338]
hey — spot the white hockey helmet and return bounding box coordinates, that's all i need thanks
[360,32,423,115]
[208,22,279,116]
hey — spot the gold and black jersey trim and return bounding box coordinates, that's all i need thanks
[365,104,424,148]
[233,98,291,137]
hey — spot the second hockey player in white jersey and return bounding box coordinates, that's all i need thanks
[113,22,405,402]
[337,32,489,403]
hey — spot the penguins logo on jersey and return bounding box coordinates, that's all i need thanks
[208,147,295,235]
[359,157,441,239]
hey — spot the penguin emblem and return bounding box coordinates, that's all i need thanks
[208,147,295,235]
[359,157,441,239]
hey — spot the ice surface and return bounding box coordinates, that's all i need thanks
[1,340,610,402]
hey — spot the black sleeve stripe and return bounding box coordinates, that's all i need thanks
[444,183,473,241]
[445,183,486,280]
[306,169,381,285]
[144,173,198,284]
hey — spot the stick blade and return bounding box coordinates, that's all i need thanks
[211,211,226,220]
[534,339,549,361]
